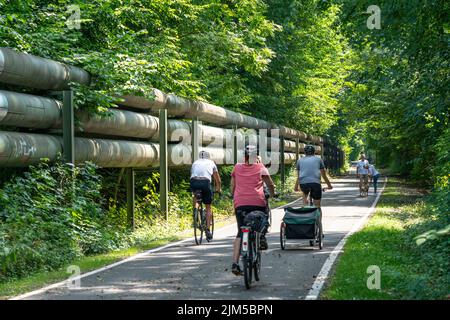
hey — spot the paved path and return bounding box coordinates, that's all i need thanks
[19,175,383,300]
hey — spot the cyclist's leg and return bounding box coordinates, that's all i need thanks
[192,194,199,209]
[299,184,311,205]
[205,204,212,228]
[190,179,200,209]
[202,183,213,231]
[232,208,246,274]
[310,183,322,208]
[373,174,379,193]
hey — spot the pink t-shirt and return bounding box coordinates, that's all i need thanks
[231,163,269,208]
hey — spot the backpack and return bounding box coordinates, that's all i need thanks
[243,211,269,233]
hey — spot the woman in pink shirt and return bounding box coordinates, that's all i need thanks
[230,145,275,276]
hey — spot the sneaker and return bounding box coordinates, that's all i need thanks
[260,234,268,250]
[206,229,213,241]
[232,263,242,276]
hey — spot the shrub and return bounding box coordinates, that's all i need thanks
[0,161,110,280]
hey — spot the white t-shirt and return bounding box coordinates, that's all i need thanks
[357,160,369,175]
[191,159,218,182]
[369,165,379,176]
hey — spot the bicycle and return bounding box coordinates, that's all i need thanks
[192,190,215,245]
[359,174,369,197]
[239,210,267,289]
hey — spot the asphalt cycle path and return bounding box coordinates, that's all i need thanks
[15,175,384,300]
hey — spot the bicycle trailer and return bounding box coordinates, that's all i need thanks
[282,206,320,239]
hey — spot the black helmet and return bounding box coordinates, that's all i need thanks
[304,144,315,155]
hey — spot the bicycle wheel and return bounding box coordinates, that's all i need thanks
[243,239,253,289]
[318,222,323,250]
[316,209,324,250]
[268,209,272,232]
[193,207,203,245]
[253,234,261,281]
[280,222,286,250]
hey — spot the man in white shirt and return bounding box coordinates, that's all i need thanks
[190,150,222,240]
[356,154,370,195]
[368,164,381,194]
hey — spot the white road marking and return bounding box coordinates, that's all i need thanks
[304,177,388,300]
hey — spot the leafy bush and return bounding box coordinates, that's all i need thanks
[0,161,114,280]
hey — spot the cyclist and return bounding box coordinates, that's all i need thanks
[230,145,275,276]
[368,163,381,194]
[294,145,332,207]
[190,150,222,241]
[356,153,369,195]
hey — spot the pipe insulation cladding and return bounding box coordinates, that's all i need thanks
[0,131,159,167]
[0,90,62,128]
[120,89,315,142]
[0,48,326,150]
[0,90,310,152]
[0,48,90,90]
[0,48,322,144]
[0,131,298,168]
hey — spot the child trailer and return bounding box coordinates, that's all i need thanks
[280,206,323,250]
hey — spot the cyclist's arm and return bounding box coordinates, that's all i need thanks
[294,171,300,191]
[294,160,300,192]
[262,175,275,197]
[212,171,221,193]
[320,169,332,189]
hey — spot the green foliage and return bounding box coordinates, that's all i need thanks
[335,0,449,181]
[245,0,352,135]
[0,161,109,280]
[0,0,447,289]
[0,0,276,113]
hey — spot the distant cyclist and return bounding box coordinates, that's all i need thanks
[294,145,332,207]
[230,145,275,276]
[190,150,222,241]
[368,163,381,194]
[356,153,369,195]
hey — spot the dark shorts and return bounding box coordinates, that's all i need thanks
[300,183,322,200]
[190,179,213,204]
[235,205,267,238]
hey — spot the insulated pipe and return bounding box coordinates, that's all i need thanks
[279,126,308,141]
[121,89,312,142]
[78,109,160,139]
[0,90,234,143]
[0,90,62,128]
[0,131,298,168]
[0,131,159,168]
[168,144,235,166]
[74,137,159,168]
[0,131,61,166]
[200,125,233,146]
[0,48,319,143]
[0,48,90,90]
[0,91,319,157]
[121,89,274,130]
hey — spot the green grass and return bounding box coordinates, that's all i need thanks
[322,178,450,300]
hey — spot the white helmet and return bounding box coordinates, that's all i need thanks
[245,145,258,156]
[199,150,210,159]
